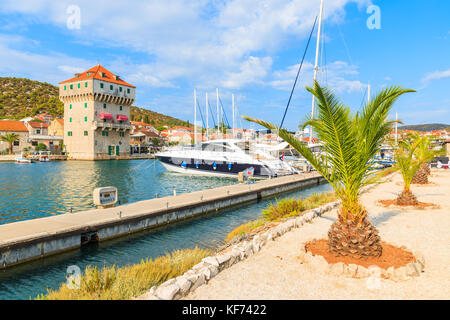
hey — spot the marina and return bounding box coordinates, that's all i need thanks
[0,167,324,270]
[0,165,330,299]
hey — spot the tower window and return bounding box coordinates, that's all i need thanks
[84,116,88,122]
[69,117,72,122]
[103,103,107,109]
[100,83,104,89]
[85,82,88,87]
[110,85,113,90]
[68,131,72,136]
[64,85,66,90]
[69,104,72,109]
[70,84,73,89]
[84,102,87,108]
[78,83,80,88]
[119,87,122,92]
[127,88,130,94]
[84,131,88,136]
[120,106,123,111]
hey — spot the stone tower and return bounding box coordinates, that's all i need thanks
[59,65,135,160]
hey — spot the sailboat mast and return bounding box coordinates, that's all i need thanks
[232,93,235,139]
[395,111,398,145]
[216,88,220,139]
[310,0,324,144]
[194,88,197,145]
[206,92,209,141]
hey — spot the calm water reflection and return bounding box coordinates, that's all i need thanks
[0,160,331,299]
[0,160,236,224]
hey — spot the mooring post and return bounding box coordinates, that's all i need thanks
[173,189,177,196]
[155,193,159,198]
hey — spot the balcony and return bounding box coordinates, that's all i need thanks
[92,121,132,131]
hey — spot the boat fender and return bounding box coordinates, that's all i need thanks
[228,163,232,171]
[195,161,199,169]
[213,162,217,170]
[181,161,187,168]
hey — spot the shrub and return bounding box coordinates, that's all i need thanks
[39,247,211,300]
[225,219,265,243]
[261,197,304,221]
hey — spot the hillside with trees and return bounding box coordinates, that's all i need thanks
[0,77,191,128]
[398,123,449,131]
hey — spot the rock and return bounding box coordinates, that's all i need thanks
[190,273,206,291]
[192,261,210,271]
[405,262,420,277]
[295,216,304,227]
[356,266,370,278]
[302,251,313,263]
[135,293,161,300]
[162,278,177,286]
[392,266,408,282]
[413,261,424,273]
[415,253,425,270]
[186,273,199,284]
[344,264,358,278]
[149,286,157,295]
[202,256,219,267]
[216,253,232,266]
[176,277,192,295]
[199,265,218,281]
[231,247,244,260]
[244,242,254,256]
[367,265,383,279]
[386,266,395,279]
[155,283,180,300]
[328,262,345,276]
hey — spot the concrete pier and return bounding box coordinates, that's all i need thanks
[0,172,324,269]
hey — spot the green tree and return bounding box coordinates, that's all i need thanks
[1,133,19,154]
[35,143,47,151]
[244,81,414,258]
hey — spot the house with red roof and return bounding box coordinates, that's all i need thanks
[59,65,135,159]
[0,120,30,154]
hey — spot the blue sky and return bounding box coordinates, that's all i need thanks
[0,0,449,131]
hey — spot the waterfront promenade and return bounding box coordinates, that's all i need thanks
[183,170,450,300]
[0,172,323,269]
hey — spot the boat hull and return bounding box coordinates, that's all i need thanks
[157,155,277,178]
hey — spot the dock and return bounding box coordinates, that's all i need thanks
[0,172,324,269]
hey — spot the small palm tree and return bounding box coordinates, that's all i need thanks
[1,133,20,155]
[244,81,414,258]
[411,134,436,183]
[394,136,422,205]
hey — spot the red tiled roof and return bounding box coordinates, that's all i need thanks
[131,121,152,127]
[301,137,318,143]
[170,126,193,131]
[28,121,49,128]
[0,120,28,132]
[59,65,135,88]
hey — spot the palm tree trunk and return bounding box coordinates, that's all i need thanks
[328,206,382,258]
[396,188,418,205]
[412,163,429,184]
[9,142,13,155]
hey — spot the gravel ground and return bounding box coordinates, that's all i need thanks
[184,170,450,300]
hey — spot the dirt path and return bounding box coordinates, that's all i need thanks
[184,170,450,300]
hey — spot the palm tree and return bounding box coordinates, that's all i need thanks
[244,81,414,258]
[411,134,435,183]
[394,135,422,205]
[1,133,20,155]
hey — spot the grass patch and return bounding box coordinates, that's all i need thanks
[225,219,266,243]
[37,247,211,300]
[225,191,337,243]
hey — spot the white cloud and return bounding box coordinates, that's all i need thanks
[270,60,365,93]
[0,0,367,90]
[421,68,450,86]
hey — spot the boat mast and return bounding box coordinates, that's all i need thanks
[216,88,220,139]
[194,88,197,145]
[395,111,398,145]
[310,0,324,144]
[206,92,209,141]
[232,93,235,139]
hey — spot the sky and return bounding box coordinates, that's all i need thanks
[0,0,449,131]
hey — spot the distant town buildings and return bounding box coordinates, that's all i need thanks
[58,65,135,160]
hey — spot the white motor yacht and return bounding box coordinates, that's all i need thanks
[156,139,298,178]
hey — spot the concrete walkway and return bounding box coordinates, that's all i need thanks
[184,170,450,300]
